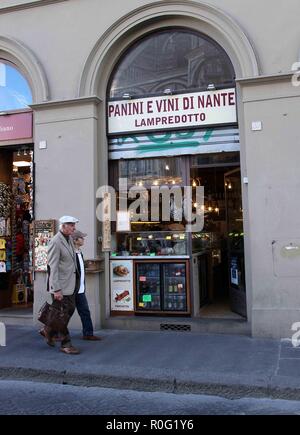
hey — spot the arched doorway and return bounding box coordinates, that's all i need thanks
[107,27,246,319]
[79,1,259,328]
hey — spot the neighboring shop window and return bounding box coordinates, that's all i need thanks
[0,149,34,308]
[109,28,235,99]
[0,61,32,111]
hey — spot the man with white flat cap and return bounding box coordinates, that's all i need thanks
[43,215,80,354]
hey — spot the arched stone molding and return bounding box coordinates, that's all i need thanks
[0,36,49,102]
[79,0,259,98]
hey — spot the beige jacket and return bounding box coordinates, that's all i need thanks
[47,232,77,295]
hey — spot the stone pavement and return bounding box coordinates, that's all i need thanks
[0,326,300,400]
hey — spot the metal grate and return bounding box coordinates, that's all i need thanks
[160,324,191,332]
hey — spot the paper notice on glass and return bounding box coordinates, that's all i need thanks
[116,211,131,232]
[143,294,152,302]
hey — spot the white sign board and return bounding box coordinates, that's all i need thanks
[108,88,236,134]
[110,260,134,311]
[116,211,131,232]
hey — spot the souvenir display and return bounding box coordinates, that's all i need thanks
[0,183,12,219]
[33,220,55,272]
[0,149,34,308]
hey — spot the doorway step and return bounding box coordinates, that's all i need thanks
[0,306,33,326]
[104,316,250,336]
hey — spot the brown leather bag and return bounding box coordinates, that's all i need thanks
[38,301,71,332]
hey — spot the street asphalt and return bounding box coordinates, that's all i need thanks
[0,326,300,400]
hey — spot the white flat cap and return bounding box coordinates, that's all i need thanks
[59,215,79,224]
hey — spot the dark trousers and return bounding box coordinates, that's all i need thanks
[75,292,94,337]
[46,294,76,347]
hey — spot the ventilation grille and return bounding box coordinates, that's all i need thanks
[160,324,191,332]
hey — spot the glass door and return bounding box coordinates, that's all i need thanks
[136,263,161,311]
[163,263,187,312]
[224,168,246,317]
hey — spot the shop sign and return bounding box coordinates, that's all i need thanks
[108,88,236,134]
[110,260,134,311]
[0,112,33,142]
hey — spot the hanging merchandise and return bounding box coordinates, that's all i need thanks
[0,239,6,250]
[0,148,34,307]
[0,183,12,218]
[6,218,11,236]
[0,261,6,273]
[0,219,5,236]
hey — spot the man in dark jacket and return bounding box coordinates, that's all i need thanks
[71,230,101,341]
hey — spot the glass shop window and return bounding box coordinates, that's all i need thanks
[0,61,32,112]
[119,157,184,188]
[109,28,235,99]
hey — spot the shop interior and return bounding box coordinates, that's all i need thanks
[110,157,187,257]
[0,147,34,314]
[190,153,245,318]
[109,152,245,318]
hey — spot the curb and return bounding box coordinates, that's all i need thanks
[1,367,300,401]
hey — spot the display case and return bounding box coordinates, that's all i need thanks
[136,263,161,311]
[135,260,189,313]
[163,263,187,312]
[111,231,188,257]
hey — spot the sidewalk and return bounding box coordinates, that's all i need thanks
[1,326,300,400]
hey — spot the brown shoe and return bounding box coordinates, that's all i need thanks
[82,335,102,341]
[40,328,55,347]
[60,346,80,355]
[39,328,61,342]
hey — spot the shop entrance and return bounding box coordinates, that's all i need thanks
[0,147,34,314]
[190,152,246,319]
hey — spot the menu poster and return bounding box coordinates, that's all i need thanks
[110,260,134,311]
[33,220,56,272]
[116,211,131,232]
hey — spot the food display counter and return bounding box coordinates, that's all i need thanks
[110,231,190,315]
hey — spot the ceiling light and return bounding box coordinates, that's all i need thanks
[207,83,216,91]
[163,88,172,95]
[13,161,31,167]
[122,93,131,99]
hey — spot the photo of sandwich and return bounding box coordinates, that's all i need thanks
[115,290,130,302]
[113,265,129,276]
